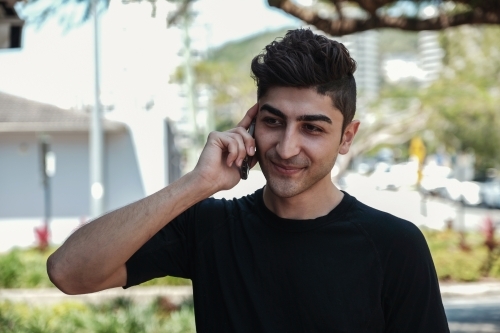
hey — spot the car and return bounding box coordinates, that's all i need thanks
[420,165,453,196]
[371,162,418,191]
[482,180,500,209]
[460,181,482,206]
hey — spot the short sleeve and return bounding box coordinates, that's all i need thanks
[382,224,450,332]
[123,197,228,289]
[123,209,193,288]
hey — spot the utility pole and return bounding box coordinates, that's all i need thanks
[37,134,55,250]
[181,9,199,169]
[90,0,104,218]
[40,137,51,228]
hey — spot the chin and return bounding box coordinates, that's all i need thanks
[265,176,312,199]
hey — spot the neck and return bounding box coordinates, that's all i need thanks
[263,177,344,220]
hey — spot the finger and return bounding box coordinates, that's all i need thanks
[237,103,259,129]
[226,132,247,167]
[216,133,246,168]
[229,126,256,156]
[225,138,240,167]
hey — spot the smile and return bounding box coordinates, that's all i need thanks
[271,162,305,176]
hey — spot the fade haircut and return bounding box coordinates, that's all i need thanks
[251,28,357,133]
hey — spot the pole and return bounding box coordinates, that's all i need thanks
[181,10,200,170]
[40,139,51,227]
[90,0,104,218]
[182,11,197,136]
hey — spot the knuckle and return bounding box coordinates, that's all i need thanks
[207,131,218,139]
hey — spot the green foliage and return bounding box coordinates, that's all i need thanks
[0,298,196,333]
[423,229,500,282]
[172,28,291,131]
[421,26,500,176]
[0,247,190,289]
[0,248,54,288]
[376,26,500,177]
[377,29,418,55]
[141,276,191,286]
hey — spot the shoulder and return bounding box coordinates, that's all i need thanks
[345,193,423,242]
[342,193,429,266]
[179,189,260,229]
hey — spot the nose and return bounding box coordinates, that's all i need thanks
[275,127,301,160]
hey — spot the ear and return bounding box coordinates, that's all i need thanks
[339,120,360,155]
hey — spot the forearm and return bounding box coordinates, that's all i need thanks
[47,171,215,294]
[48,104,258,295]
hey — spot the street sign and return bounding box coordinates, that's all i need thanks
[410,136,426,185]
[409,136,426,165]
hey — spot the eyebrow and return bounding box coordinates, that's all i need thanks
[260,103,332,124]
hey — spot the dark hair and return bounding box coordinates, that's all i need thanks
[251,28,357,133]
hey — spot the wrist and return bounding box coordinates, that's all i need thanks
[185,170,220,198]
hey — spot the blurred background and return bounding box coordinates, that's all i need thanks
[1,0,500,332]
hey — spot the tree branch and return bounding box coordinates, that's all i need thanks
[166,0,193,27]
[268,0,500,36]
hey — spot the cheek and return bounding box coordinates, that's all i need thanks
[303,139,338,161]
[255,128,276,151]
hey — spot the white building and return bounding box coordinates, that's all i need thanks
[418,31,444,86]
[0,91,180,219]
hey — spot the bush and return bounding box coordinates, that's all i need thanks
[0,247,190,289]
[0,248,54,288]
[0,298,196,333]
[422,229,500,282]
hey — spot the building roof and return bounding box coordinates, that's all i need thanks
[0,91,126,132]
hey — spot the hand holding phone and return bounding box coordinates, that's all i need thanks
[240,119,256,180]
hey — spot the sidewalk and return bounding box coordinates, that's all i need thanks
[2,281,500,306]
[0,285,193,306]
[440,281,500,298]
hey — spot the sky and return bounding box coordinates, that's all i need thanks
[0,0,300,109]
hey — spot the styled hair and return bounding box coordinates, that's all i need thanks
[251,28,357,133]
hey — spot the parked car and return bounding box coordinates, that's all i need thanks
[460,181,482,206]
[371,162,418,191]
[419,165,482,206]
[482,180,500,209]
[420,165,453,197]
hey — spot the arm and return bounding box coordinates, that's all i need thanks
[47,104,259,295]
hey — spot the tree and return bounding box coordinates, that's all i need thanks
[21,0,193,27]
[172,29,291,132]
[420,25,500,177]
[268,0,500,36]
[361,25,500,178]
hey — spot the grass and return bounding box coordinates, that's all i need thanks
[0,297,196,333]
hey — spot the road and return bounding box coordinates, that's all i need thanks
[444,296,500,333]
[341,172,500,231]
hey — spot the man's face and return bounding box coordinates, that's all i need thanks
[255,86,358,199]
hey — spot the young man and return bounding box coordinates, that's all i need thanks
[47,29,449,332]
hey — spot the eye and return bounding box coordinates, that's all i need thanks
[263,117,282,126]
[303,124,323,133]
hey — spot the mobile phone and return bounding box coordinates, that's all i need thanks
[240,120,256,180]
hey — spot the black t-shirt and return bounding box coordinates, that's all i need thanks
[125,189,449,332]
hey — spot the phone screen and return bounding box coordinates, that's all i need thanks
[240,120,256,180]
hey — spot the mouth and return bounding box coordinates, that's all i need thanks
[271,162,305,176]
